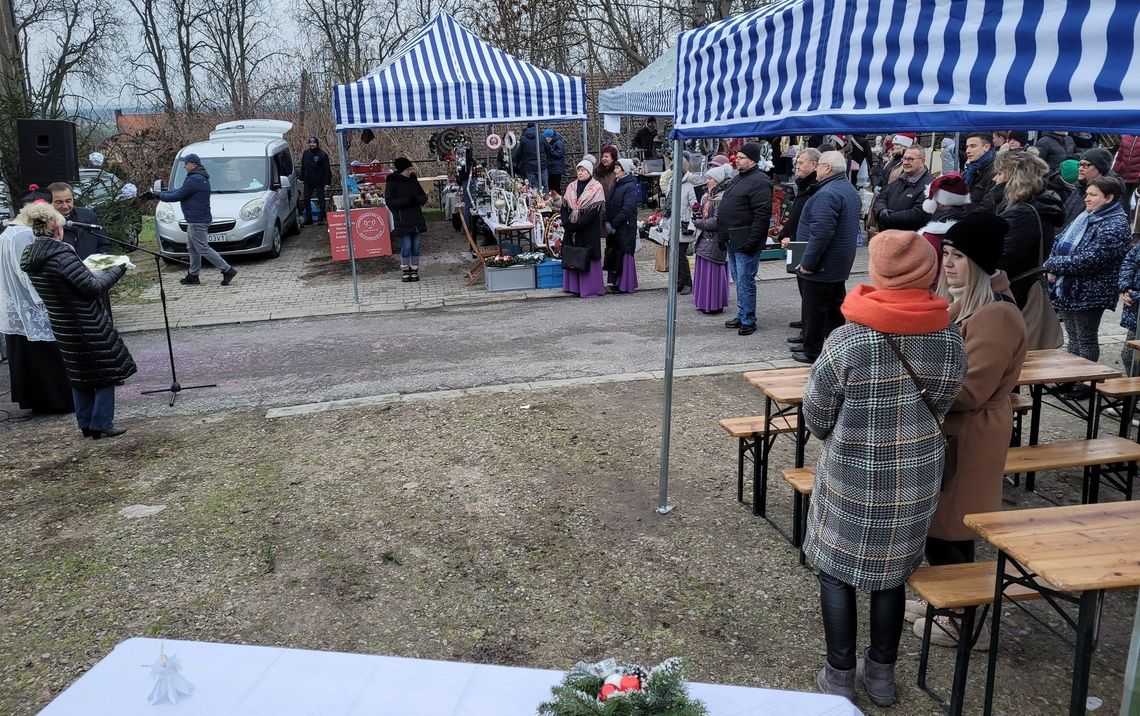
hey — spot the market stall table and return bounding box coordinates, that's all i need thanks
[40,637,864,715]
[965,502,1140,716]
[482,214,536,253]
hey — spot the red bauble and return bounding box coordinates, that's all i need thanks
[619,674,641,692]
[599,683,619,701]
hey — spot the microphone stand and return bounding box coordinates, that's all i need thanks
[90,228,217,406]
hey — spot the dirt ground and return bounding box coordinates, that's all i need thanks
[1,374,1135,714]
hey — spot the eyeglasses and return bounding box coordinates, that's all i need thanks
[1078,161,1093,168]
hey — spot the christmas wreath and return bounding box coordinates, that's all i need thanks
[538,658,708,716]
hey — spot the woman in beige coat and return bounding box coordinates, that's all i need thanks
[908,212,1028,648]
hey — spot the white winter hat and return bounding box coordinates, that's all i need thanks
[706,165,731,184]
[576,159,594,174]
[617,158,635,174]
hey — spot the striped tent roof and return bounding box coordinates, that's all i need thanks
[333,12,586,130]
[673,0,1140,138]
[597,46,676,117]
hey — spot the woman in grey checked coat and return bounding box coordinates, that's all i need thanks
[802,230,967,707]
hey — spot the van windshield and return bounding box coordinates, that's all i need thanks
[173,157,267,194]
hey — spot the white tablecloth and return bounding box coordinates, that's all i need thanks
[482,215,534,234]
[41,638,863,715]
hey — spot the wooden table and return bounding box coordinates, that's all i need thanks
[481,214,535,253]
[742,367,811,518]
[1015,349,1121,490]
[965,502,1140,716]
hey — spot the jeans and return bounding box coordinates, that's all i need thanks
[72,386,116,430]
[728,249,760,327]
[399,231,421,268]
[303,183,326,223]
[526,170,546,192]
[1062,308,1105,362]
[818,569,905,670]
[186,223,231,276]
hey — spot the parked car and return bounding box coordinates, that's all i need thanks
[76,168,143,249]
[154,120,300,260]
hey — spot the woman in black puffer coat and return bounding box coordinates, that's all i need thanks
[20,203,136,439]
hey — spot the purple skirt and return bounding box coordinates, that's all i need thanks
[607,253,639,293]
[563,259,606,297]
[693,256,730,312]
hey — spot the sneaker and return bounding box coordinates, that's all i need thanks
[913,615,989,651]
[221,267,238,286]
[725,317,742,329]
[904,598,928,623]
[179,274,200,285]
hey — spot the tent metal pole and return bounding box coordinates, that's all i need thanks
[337,131,359,303]
[657,137,683,515]
[582,120,588,162]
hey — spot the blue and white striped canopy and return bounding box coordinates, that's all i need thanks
[333,12,586,130]
[597,46,676,117]
[673,0,1140,138]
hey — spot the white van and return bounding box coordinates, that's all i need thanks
[154,120,300,260]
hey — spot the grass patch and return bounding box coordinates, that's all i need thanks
[110,217,161,305]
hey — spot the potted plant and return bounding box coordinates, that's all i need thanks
[484,252,543,292]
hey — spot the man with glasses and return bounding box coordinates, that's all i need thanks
[1063,147,1116,226]
[872,146,932,232]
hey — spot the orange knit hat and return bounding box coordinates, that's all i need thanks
[869,230,938,290]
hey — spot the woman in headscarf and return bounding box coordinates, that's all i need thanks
[594,145,620,199]
[559,159,607,298]
[690,164,732,313]
[0,199,73,414]
[20,203,136,438]
[804,230,966,707]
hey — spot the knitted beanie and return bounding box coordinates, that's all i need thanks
[869,230,938,290]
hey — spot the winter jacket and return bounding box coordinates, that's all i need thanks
[518,126,549,176]
[876,156,902,189]
[964,155,997,212]
[796,173,861,284]
[1119,243,1140,331]
[632,126,657,157]
[1114,135,1140,184]
[545,133,566,177]
[1062,181,1089,227]
[300,147,332,187]
[776,172,817,241]
[1044,201,1132,312]
[802,321,967,591]
[998,189,1065,307]
[692,180,728,264]
[872,169,932,231]
[158,166,212,224]
[660,177,698,244]
[384,172,428,235]
[1036,133,1077,171]
[605,174,639,255]
[559,183,604,261]
[716,165,772,256]
[929,272,1027,541]
[20,239,136,389]
[61,206,110,259]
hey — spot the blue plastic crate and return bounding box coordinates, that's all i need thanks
[536,259,563,289]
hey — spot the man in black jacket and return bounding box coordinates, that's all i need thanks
[872,146,932,231]
[718,142,773,336]
[963,131,998,213]
[47,182,109,259]
[631,118,658,159]
[1035,131,1077,172]
[300,136,331,225]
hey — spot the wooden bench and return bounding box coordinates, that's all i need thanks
[1003,436,1140,503]
[719,415,799,510]
[909,562,1045,716]
[1094,376,1140,439]
[781,467,815,563]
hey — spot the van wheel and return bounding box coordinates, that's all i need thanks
[268,223,282,258]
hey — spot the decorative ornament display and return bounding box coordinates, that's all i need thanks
[145,644,194,705]
[427,128,472,159]
[504,131,518,149]
[755,140,775,172]
[538,657,707,716]
[487,252,544,268]
[486,133,503,150]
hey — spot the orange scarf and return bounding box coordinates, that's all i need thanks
[840,284,951,335]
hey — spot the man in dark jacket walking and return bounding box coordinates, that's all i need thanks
[47,182,109,259]
[543,128,566,193]
[718,142,773,336]
[145,154,236,286]
[300,136,332,225]
[384,157,428,282]
[791,151,861,363]
[872,146,932,231]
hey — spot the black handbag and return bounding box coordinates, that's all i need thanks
[561,242,591,272]
[885,334,958,488]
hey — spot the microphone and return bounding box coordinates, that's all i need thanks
[66,220,103,230]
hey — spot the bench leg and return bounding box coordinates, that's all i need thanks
[798,496,809,566]
[791,492,803,548]
[752,433,765,517]
[917,603,935,694]
[948,607,977,716]
[1128,461,1135,501]
[736,437,746,503]
[1026,385,1043,492]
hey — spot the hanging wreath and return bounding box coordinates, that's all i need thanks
[537,658,708,716]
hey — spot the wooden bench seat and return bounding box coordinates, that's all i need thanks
[1095,376,1140,399]
[1003,436,1140,474]
[718,414,798,438]
[720,414,803,514]
[780,467,816,561]
[781,466,815,494]
[909,561,1046,715]
[1010,393,1033,414]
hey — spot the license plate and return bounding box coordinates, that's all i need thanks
[207,233,231,243]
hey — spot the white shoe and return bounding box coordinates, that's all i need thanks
[904,598,927,624]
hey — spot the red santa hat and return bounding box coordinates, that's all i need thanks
[922,172,971,214]
[892,132,916,148]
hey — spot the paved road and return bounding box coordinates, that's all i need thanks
[76,280,809,420]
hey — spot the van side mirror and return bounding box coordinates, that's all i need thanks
[278,176,291,190]
[152,179,163,192]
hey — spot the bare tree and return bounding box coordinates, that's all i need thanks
[123,0,206,114]
[198,0,286,115]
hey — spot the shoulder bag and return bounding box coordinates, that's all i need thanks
[1011,204,1064,350]
[884,334,958,488]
